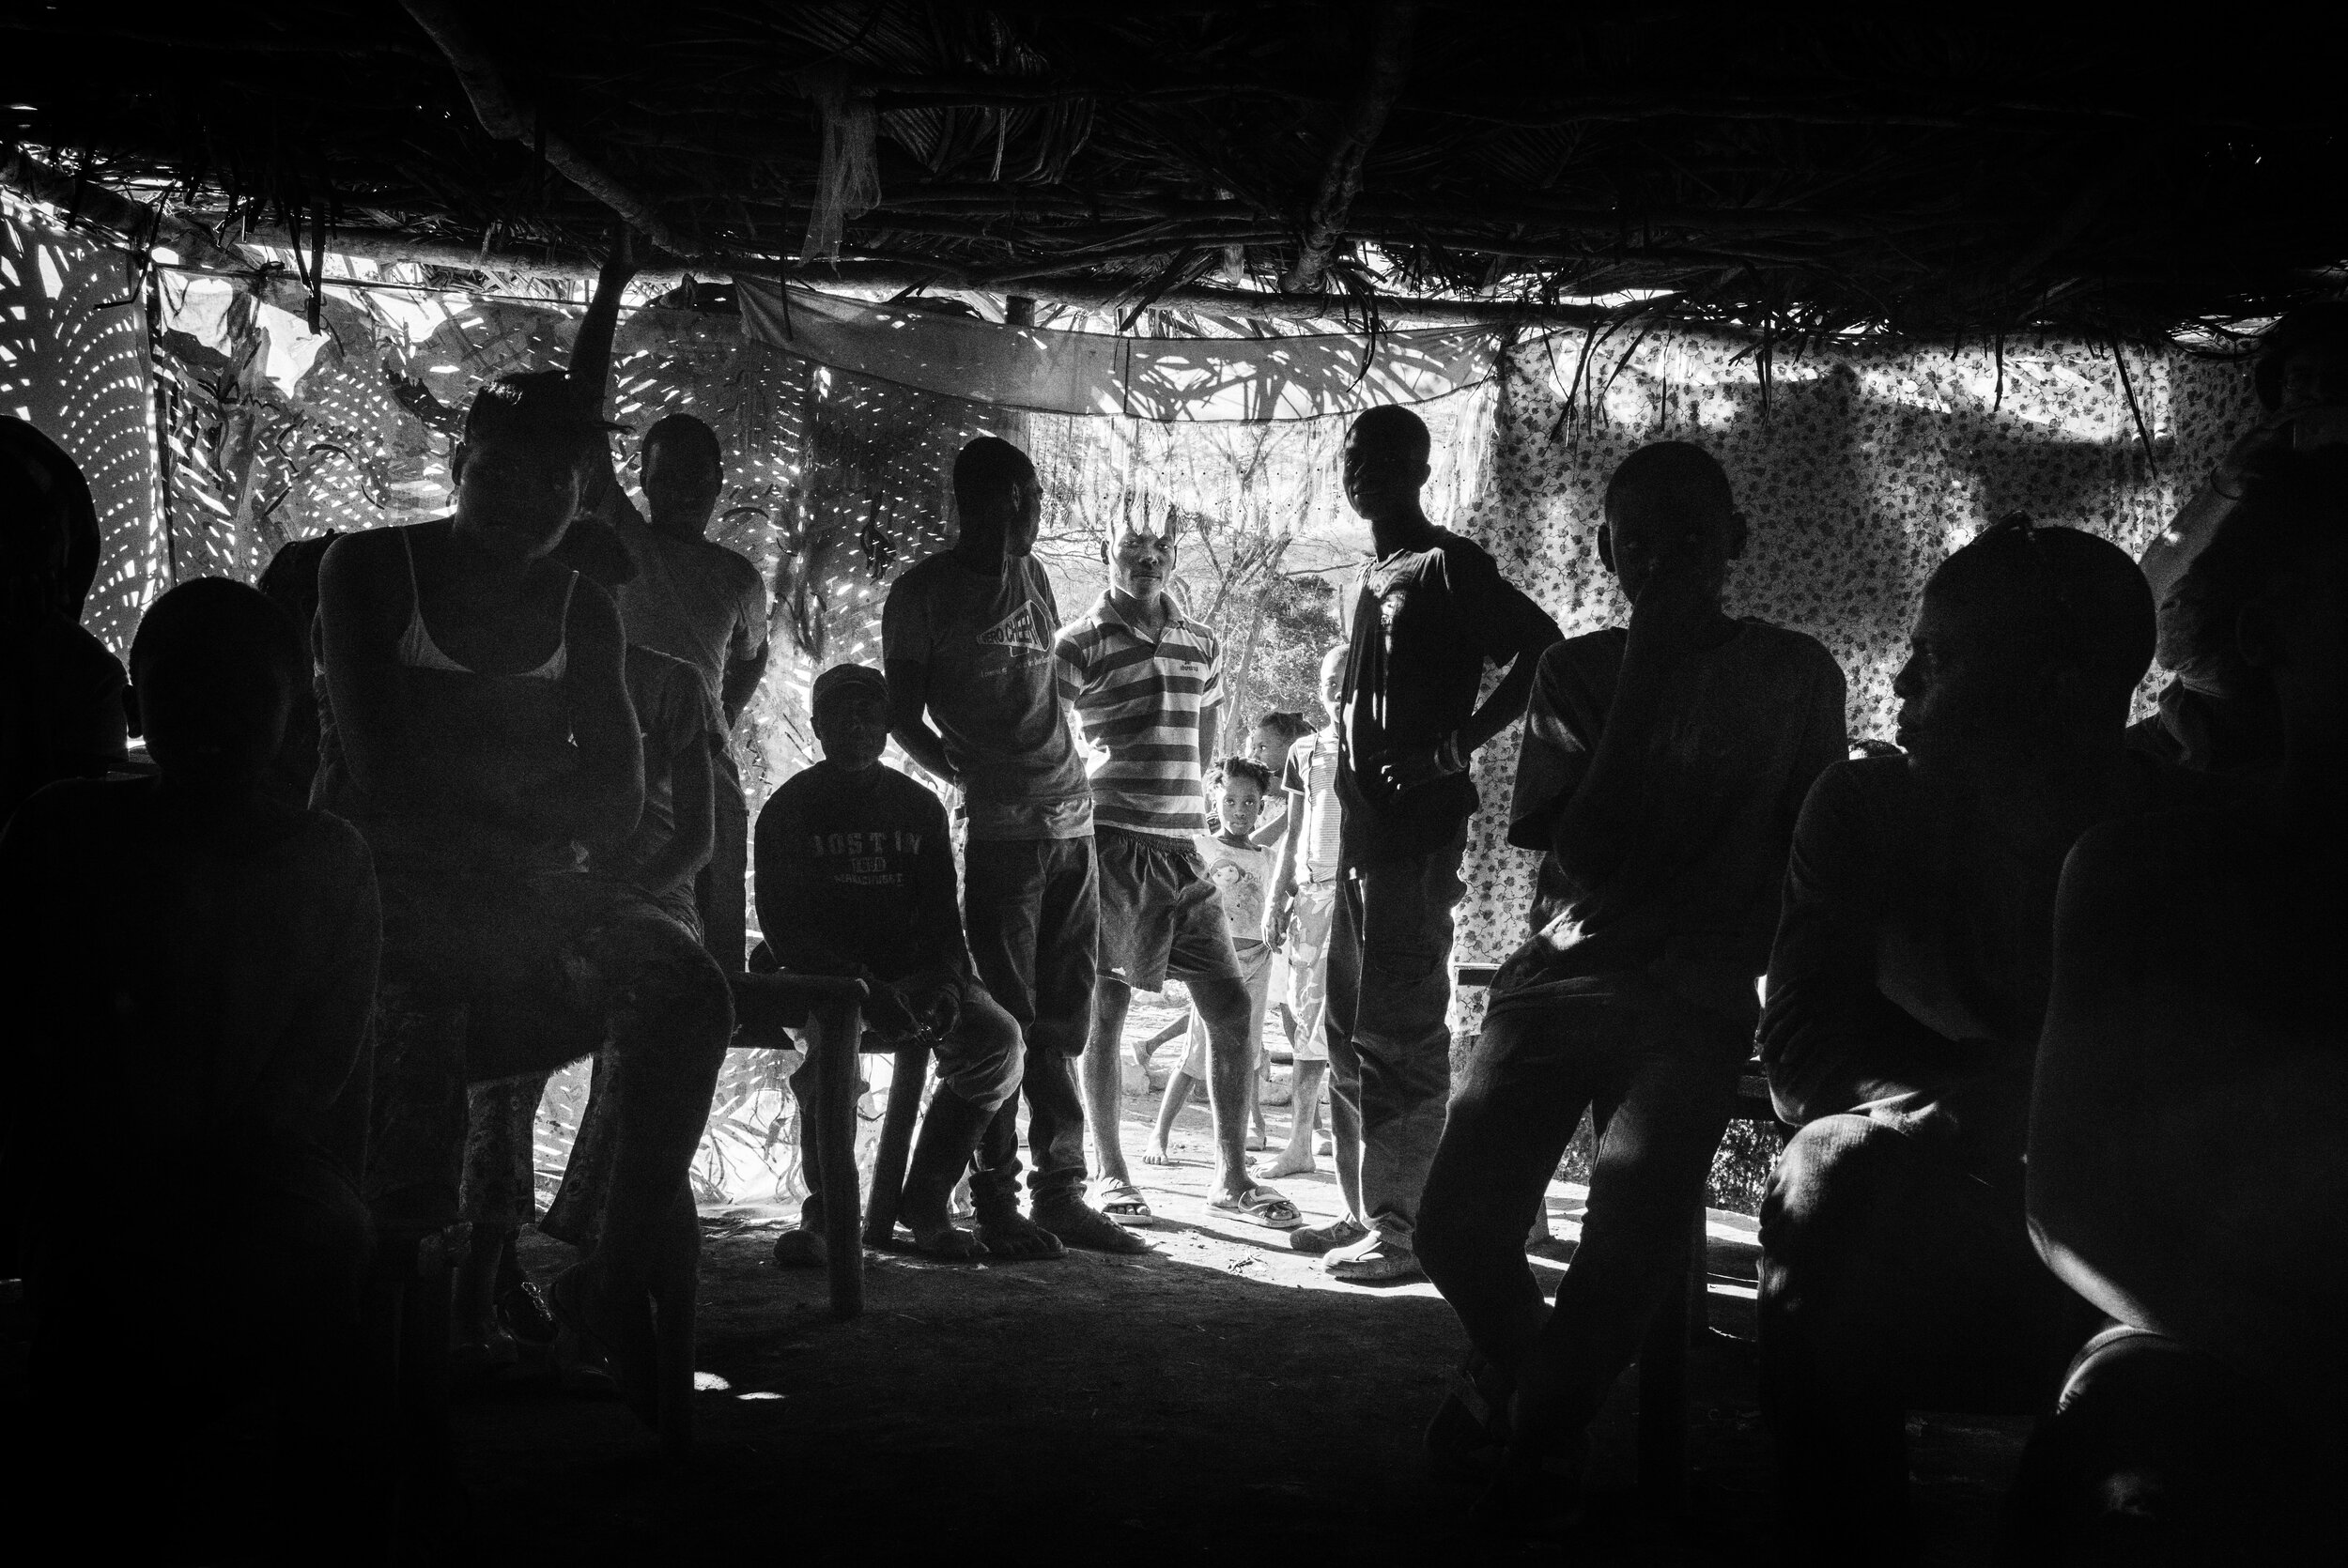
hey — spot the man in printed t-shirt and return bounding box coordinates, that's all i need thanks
[1311,406,1563,1283]
[880,436,1135,1257]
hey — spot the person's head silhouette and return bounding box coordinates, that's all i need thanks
[128,577,306,800]
[1894,515,2153,772]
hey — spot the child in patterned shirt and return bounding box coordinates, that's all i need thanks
[1143,757,1277,1164]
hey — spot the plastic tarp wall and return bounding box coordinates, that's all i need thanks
[1441,331,2255,1035]
[6,197,2262,1189]
[8,213,1491,1207]
[0,197,165,651]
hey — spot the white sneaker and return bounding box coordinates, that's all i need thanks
[1324,1235,1423,1283]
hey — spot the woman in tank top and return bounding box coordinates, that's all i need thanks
[315,375,641,878]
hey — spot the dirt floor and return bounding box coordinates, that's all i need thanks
[0,1028,2028,1564]
[445,1076,2032,1567]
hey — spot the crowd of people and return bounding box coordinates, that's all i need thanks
[2,293,2342,1562]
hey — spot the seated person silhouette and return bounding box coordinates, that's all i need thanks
[313,372,733,1430]
[1,577,378,1554]
[755,664,1024,1263]
[1415,441,1846,1531]
[454,640,718,1368]
[2,416,127,826]
[1757,515,2215,1561]
[441,238,672,1364]
[2005,449,2348,1563]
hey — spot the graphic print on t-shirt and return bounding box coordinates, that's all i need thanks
[806,825,926,888]
[978,602,1049,653]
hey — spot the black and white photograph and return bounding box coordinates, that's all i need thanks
[1,5,2340,1562]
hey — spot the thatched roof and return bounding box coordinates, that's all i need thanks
[6,3,2344,345]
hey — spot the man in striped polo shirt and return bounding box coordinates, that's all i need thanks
[1058,512,1305,1233]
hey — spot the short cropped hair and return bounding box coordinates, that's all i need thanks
[1219,756,1275,794]
[130,576,306,693]
[642,412,722,476]
[1253,709,1315,746]
[953,436,1034,510]
[1930,515,2155,703]
[1604,440,1735,521]
[1347,406,1431,463]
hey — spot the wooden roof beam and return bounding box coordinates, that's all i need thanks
[1280,1,1418,295]
[397,0,695,259]
[0,144,315,317]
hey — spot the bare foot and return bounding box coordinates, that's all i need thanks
[1259,1148,1317,1178]
[1141,1138,1175,1166]
[1246,1130,1268,1151]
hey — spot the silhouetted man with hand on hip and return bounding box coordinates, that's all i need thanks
[1307,406,1562,1283]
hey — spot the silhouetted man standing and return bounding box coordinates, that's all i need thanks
[883,437,1136,1256]
[613,413,768,972]
[1308,406,1562,1283]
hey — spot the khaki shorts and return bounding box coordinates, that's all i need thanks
[1096,827,1244,992]
[1285,882,1338,1063]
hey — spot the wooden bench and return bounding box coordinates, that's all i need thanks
[1451,961,1783,1512]
[731,971,878,1319]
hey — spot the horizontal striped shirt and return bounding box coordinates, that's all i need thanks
[1054,592,1223,838]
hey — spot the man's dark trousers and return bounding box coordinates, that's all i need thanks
[1323,825,1468,1251]
[964,835,1098,1212]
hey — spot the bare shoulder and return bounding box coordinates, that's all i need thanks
[2060,810,2257,964]
[1804,753,1902,817]
[2067,810,2248,891]
[322,520,425,574]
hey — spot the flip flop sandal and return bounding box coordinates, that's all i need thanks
[1093,1178,1157,1226]
[1426,1358,1512,1478]
[1210,1187,1305,1229]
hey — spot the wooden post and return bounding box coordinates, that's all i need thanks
[862,1043,931,1246]
[804,997,866,1318]
[1280,2,1420,293]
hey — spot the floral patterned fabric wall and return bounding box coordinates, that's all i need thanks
[1443,329,2259,1032]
